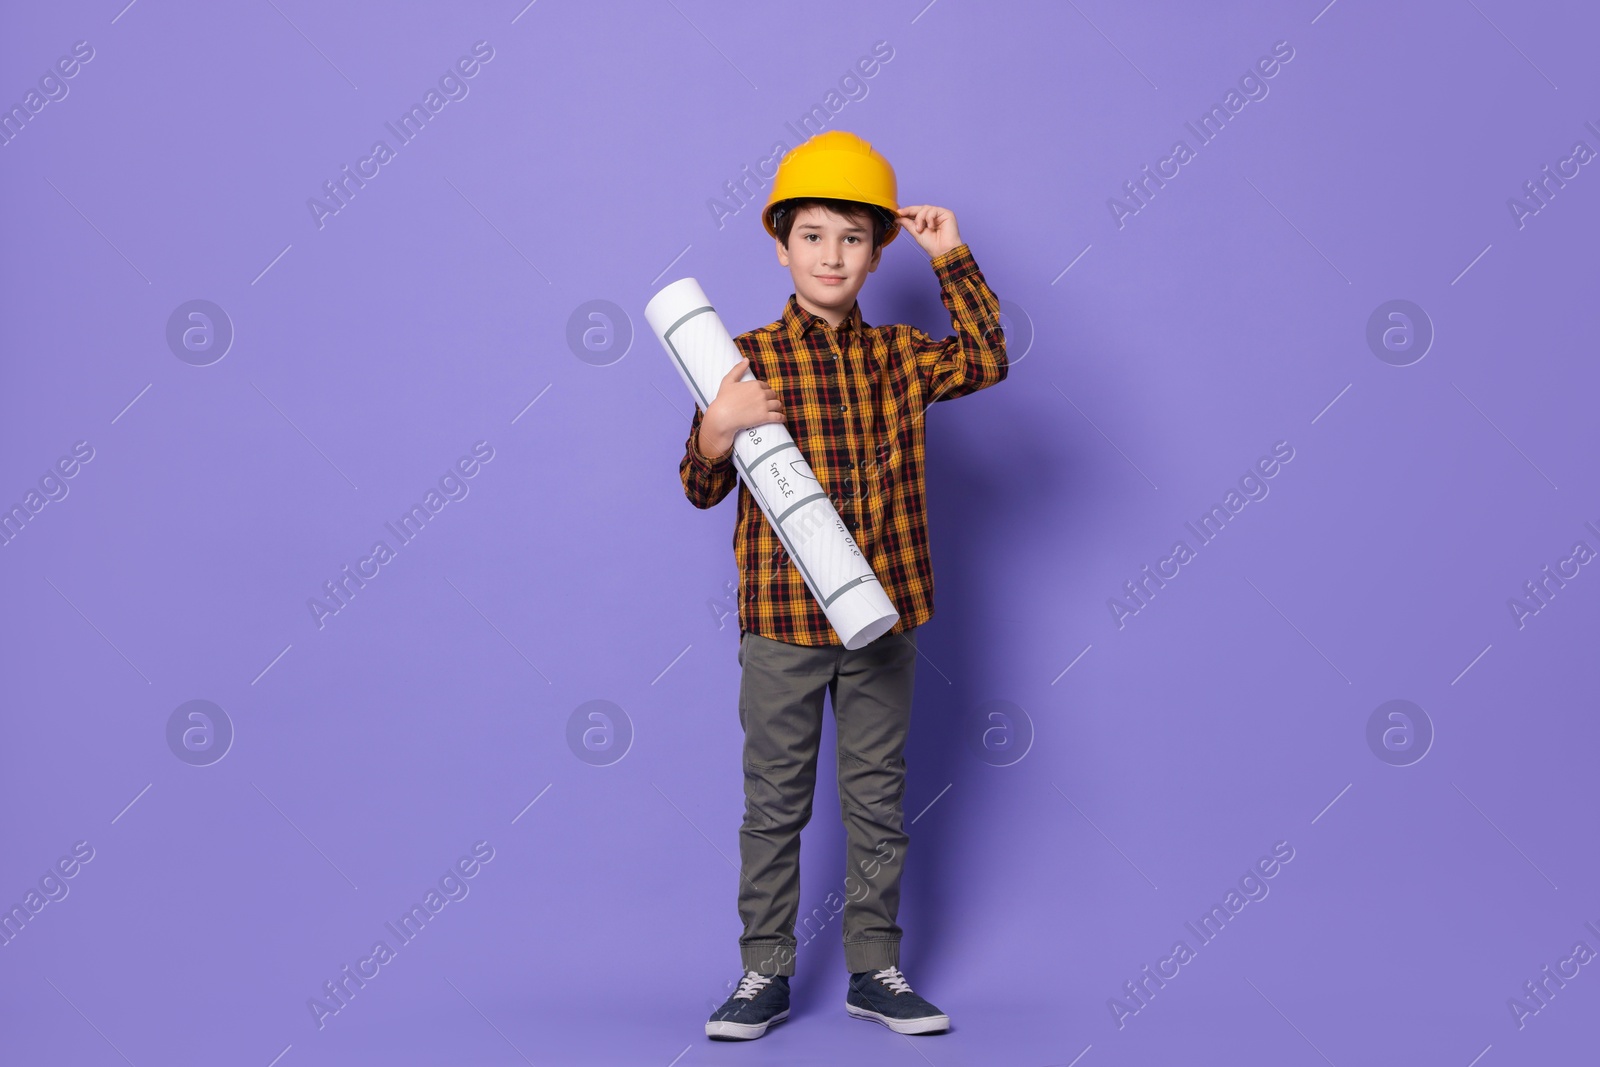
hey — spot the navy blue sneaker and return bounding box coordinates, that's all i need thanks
[706,970,790,1040]
[846,966,950,1034]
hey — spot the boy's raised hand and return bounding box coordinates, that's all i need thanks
[704,357,785,454]
[895,204,963,259]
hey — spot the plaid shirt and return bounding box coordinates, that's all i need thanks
[679,242,1007,647]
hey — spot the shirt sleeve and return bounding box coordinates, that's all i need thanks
[680,404,737,509]
[908,242,1009,405]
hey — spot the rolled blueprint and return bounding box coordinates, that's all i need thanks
[647,277,899,650]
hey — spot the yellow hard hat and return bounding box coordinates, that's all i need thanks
[763,130,900,248]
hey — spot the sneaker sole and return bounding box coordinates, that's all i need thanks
[845,1002,950,1035]
[705,1007,789,1040]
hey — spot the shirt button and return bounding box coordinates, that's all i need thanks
[839,404,847,412]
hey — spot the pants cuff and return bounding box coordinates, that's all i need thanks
[844,938,900,973]
[740,940,797,976]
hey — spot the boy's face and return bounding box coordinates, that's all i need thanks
[776,203,884,323]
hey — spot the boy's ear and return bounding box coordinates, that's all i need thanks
[775,235,790,267]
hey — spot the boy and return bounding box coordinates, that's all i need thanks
[680,130,1007,1039]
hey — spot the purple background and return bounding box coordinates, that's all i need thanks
[3,1,1597,1064]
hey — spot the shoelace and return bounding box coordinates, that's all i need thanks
[734,970,775,1000]
[872,966,913,995]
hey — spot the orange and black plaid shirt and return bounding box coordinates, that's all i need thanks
[679,242,1008,646]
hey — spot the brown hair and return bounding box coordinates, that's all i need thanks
[770,197,894,251]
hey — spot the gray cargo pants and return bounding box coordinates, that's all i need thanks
[735,625,918,976]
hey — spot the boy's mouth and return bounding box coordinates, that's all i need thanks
[816,275,846,285]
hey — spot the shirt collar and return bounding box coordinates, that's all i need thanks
[783,294,866,345]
